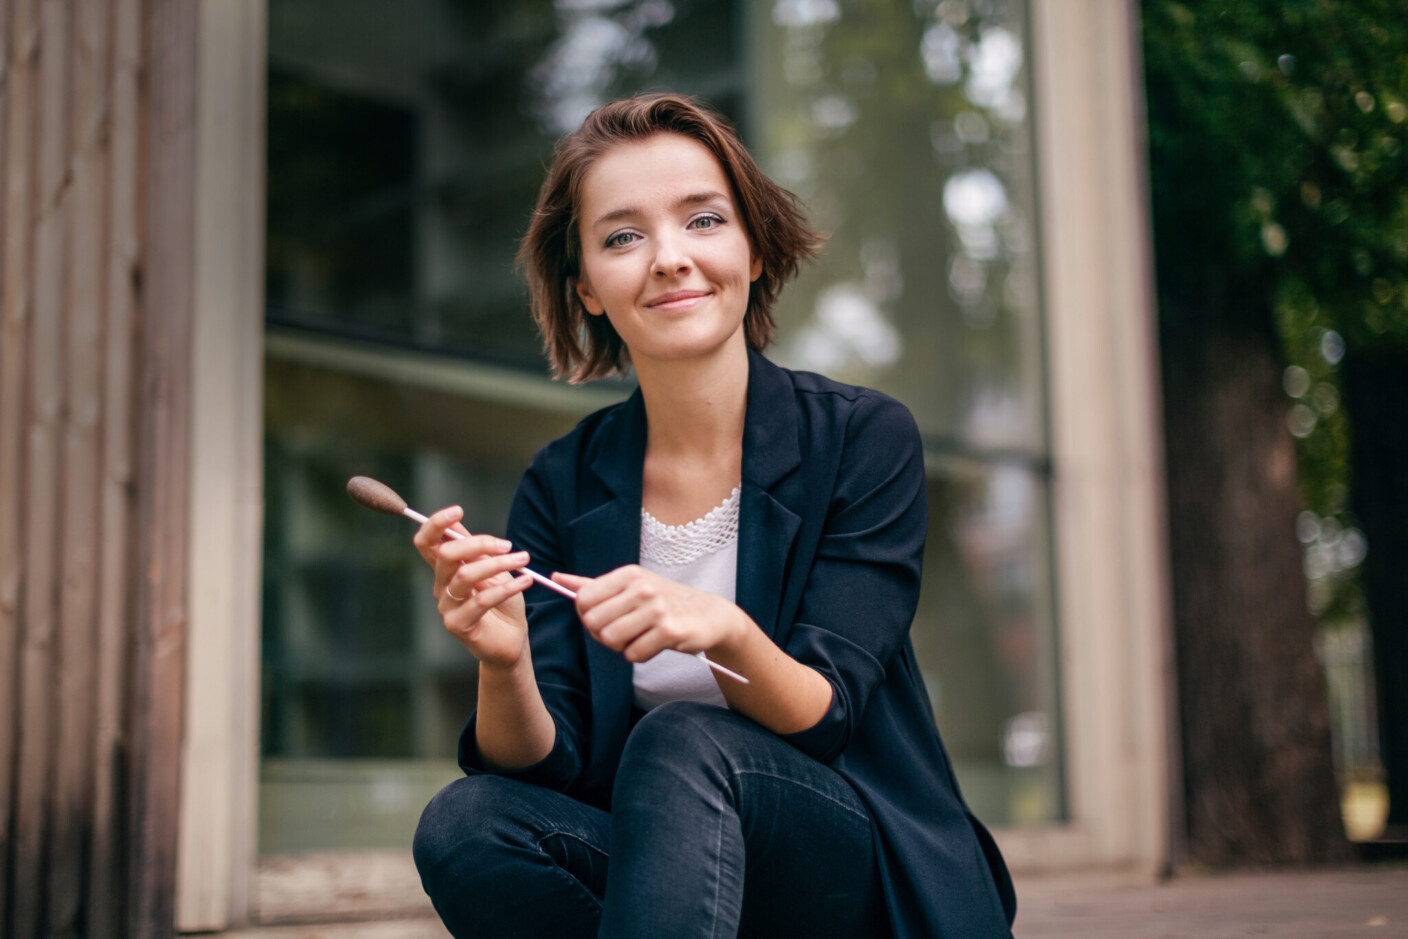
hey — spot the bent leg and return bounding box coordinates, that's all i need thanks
[413,774,610,939]
[600,702,883,939]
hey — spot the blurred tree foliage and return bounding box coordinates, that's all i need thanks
[1142,0,1406,860]
[1144,1,1405,346]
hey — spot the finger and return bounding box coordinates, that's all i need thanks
[581,567,666,623]
[432,546,504,597]
[443,551,530,597]
[578,582,654,638]
[441,578,471,605]
[551,572,591,591]
[471,572,534,610]
[438,533,515,565]
[621,629,678,664]
[413,506,464,560]
[441,572,532,619]
[562,564,647,611]
[553,572,611,617]
[592,606,659,653]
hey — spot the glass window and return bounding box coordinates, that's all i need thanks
[752,0,1062,825]
[262,0,1060,854]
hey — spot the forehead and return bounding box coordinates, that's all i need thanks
[577,133,735,218]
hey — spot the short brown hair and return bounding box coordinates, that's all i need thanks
[517,93,824,383]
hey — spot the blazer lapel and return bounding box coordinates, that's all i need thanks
[736,351,804,640]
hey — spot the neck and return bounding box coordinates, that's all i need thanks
[633,344,749,459]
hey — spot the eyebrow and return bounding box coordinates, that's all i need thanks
[590,190,730,228]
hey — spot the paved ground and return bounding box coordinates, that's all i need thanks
[1014,865,1408,938]
[225,864,1408,938]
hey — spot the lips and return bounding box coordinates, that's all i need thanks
[645,289,711,311]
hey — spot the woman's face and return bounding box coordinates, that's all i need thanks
[574,133,762,372]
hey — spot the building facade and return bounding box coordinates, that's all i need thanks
[0,1,1170,934]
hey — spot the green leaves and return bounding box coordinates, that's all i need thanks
[1144,0,1407,344]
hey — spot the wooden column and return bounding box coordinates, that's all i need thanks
[0,0,198,936]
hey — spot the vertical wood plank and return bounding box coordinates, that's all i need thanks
[49,0,111,934]
[87,0,142,932]
[13,1,70,936]
[0,0,38,933]
[129,0,196,935]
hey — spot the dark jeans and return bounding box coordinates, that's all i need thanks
[413,701,885,938]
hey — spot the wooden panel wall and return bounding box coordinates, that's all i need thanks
[0,1,198,937]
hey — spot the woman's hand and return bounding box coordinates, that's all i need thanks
[556,564,834,734]
[413,505,534,670]
[553,565,746,663]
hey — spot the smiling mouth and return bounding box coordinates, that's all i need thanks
[646,290,711,310]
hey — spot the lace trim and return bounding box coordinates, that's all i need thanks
[640,487,740,566]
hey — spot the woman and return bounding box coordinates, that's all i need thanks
[412,93,1016,938]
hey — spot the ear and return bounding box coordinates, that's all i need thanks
[749,253,764,284]
[575,277,605,316]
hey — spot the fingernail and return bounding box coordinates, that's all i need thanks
[496,538,513,551]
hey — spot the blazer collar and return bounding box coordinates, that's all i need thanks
[586,388,647,501]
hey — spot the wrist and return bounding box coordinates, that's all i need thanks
[712,603,756,657]
[477,642,534,683]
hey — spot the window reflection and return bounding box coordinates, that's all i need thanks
[528,0,680,134]
[759,0,1045,454]
[914,457,1062,826]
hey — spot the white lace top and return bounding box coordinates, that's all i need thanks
[632,487,740,711]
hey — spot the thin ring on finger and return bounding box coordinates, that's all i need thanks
[446,585,469,603]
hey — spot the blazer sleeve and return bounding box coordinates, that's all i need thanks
[777,391,928,764]
[455,447,591,794]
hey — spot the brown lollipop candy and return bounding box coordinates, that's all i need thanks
[346,475,410,517]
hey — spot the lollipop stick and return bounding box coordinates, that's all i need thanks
[401,507,575,600]
[694,652,748,684]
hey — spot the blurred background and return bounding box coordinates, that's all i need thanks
[1,0,1402,935]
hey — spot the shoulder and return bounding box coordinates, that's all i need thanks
[525,392,637,478]
[766,357,921,450]
[509,392,642,552]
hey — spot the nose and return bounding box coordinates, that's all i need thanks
[651,232,691,277]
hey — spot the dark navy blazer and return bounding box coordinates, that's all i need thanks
[458,349,1016,938]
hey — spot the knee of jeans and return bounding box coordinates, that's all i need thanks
[413,775,515,877]
[618,701,738,786]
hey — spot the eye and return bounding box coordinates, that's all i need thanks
[688,213,725,231]
[605,229,640,248]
